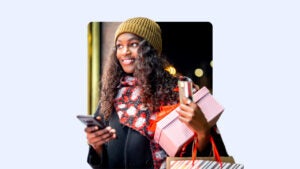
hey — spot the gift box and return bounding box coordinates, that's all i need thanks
[154,86,224,156]
[193,86,224,127]
[154,109,195,156]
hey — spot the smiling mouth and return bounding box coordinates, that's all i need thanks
[121,58,135,65]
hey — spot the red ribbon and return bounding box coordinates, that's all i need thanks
[148,103,179,133]
[148,87,179,133]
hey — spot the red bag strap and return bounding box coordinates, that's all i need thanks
[190,134,222,168]
[210,135,222,168]
[192,133,199,166]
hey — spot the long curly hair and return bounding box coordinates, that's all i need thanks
[100,40,179,120]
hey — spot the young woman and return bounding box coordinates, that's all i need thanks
[84,17,228,169]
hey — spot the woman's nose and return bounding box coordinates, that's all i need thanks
[125,46,131,54]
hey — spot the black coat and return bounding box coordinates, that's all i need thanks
[87,108,228,169]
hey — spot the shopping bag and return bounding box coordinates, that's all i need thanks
[166,156,244,169]
[166,135,244,168]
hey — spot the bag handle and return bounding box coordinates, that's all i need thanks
[190,134,222,168]
[210,135,222,168]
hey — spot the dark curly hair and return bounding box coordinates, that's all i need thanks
[100,40,179,120]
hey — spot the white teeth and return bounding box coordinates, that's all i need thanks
[122,59,134,64]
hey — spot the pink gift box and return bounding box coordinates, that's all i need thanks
[193,86,224,127]
[154,86,224,156]
[154,109,195,156]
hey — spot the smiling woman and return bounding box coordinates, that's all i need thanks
[88,21,213,115]
[84,17,227,169]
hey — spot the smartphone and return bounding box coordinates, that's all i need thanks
[77,115,106,129]
[178,76,193,104]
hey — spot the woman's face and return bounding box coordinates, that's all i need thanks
[116,33,141,74]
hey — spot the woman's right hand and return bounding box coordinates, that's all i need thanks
[84,116,117,154]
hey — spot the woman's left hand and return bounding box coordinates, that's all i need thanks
[176,97,209,133]
[176,97,211,150]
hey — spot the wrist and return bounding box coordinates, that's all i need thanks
[91,144,104,157]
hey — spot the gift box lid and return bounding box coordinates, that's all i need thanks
[192,86,210,102]
[154,109,183,143]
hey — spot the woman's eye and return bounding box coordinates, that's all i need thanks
[131,43,139,48]
[116,44,123,49]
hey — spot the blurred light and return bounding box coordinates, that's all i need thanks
[194,68,203,77]
[165,66,176,76]
[210,60,213,68]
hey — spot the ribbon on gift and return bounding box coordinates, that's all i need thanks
[148,103,180,133]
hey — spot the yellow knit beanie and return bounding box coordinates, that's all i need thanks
[114,17,162,54]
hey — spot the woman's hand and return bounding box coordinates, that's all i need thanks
[176,97,210,151]
[84,116,117,155]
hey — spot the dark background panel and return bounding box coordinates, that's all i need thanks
[158,22,213,90]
